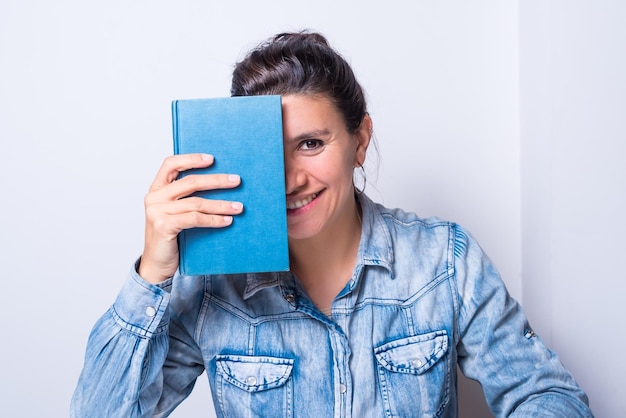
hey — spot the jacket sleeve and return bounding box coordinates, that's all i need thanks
[452,224,593,417]
[71,265,205,417]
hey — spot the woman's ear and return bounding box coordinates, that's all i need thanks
[354,113,373,167]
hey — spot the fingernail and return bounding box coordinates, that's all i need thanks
[228,174,240,183]
[201,154,214,161]
[223,216,233,224]
[231,202,243,210]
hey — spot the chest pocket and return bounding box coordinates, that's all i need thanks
[215,355,294,418]
[374,330,450,418]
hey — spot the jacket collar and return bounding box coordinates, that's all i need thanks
[356,193,395,275]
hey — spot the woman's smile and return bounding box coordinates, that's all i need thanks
[286,191,322,212]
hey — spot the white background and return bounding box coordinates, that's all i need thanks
[1,1,623,417]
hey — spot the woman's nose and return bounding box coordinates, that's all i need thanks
[284,159,307,195]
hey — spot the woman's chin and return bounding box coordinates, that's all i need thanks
[287,221,322,241]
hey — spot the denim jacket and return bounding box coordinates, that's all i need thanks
[72,195,592,417]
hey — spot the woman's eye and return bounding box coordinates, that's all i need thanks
[299,139,323,150]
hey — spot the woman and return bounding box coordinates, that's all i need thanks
[72,32,593,417]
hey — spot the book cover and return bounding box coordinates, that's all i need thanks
[172,95,289,275]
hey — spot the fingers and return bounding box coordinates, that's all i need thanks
[150,153,215,191]
[144,154,245,237]
[146,197,244,234]
[150,172,241,203]
[146,153,241,202]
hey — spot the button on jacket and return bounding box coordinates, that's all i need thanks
[72,195,592,417]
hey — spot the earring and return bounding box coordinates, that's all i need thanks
[353,163,367,195]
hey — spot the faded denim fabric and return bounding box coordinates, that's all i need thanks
[72,195,592,417]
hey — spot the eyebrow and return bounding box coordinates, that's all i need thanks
[288,129,332,143]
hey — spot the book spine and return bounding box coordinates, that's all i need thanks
[170,100,188,275]
[171,100,181,155]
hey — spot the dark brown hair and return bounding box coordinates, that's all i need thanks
[231,31,367,134]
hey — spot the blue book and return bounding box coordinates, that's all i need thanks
[172,95,289,276]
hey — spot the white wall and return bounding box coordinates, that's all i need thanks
[519,2,626,417]
[0,1,617,417]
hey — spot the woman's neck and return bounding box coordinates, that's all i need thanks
[288,197,362,311]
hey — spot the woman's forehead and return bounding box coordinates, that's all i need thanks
[281,95,346,138]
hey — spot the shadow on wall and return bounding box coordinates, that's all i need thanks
[458,370,493,418]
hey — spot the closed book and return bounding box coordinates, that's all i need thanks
[172,95,289,275]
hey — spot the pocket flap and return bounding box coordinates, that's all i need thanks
[374,330,448,375]
[216,354,294,392]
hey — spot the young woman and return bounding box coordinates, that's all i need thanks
[72,32,593,417]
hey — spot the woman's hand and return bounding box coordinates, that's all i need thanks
[138,153,243,284]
